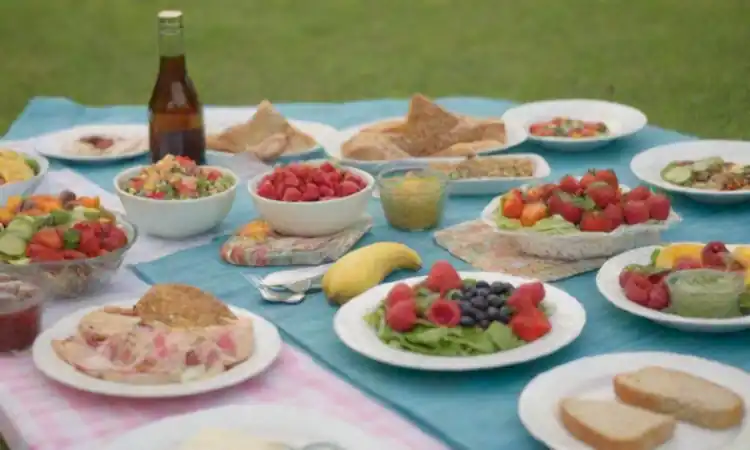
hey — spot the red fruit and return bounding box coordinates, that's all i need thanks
[586,182,618,209]
[281,187,303,202]
[319,185,335,198]
[558,175,580,194]
[547,193,564,215]
[257,180,277,200]
[30,228,63,250]
[674,257,702,270]
[623,201,650,225]
[425,261,463,294]
[339,180,360,197]
[625,185,652,202]
[311,170,330,187]
[701,241,729,268]
[603,203,624,229]
[283,172,300,187]
[647,281,671,310]
[502,191,525,219]
[506,290,537,313]
[385,301,418,332]
[623,273,652,306]
[646,194,671,221]
[301,183,320,201]
[510,308,552,342]
[592,169,619,189]
[320,162,337,173]
[557,201,583,224]
[514,282,545,307]
[274,181,286,199]
[579,211,613,232]
[386,283,414,309]
[579,172,598,190]
[62,249,87,260]
[425,299,462,327]
[619,269,634,288]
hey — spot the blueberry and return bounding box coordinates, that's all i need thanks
[475,280,490,290]
[489,307,510,323]
[472,309,489,321]
[459,301,473,314]
[460,316,476,327]
[487,294,505,308]
[475,287,491,298]
[478,319,491,329]
[470,296,489,310]
[491,282,512,295]
[462,287,477,297]
[487,306,500,317]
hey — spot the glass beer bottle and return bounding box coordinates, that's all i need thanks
[148,10,206,164]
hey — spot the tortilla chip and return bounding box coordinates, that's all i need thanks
[341,131,411,161]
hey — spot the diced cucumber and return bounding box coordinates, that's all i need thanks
[662,166,692,185]
[5,219,35,240]
[0,233,28,257]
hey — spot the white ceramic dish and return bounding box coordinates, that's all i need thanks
[101,404,406,450]
[631,140,750,204]
[113,165,238,239]
[518,352,750,450]
[32,300,282,398]
[204,106,338,163]
[0,148,48,204]
[34,124,149,162]
[480,182,681,260]
[597,244,750,332]
[247,163,374,237]
[319,116,528,174]
[334,272,586,371]
[392,153,551,196]
[502,99,648,152]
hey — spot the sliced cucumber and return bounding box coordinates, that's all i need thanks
[662,166,693,185]
[0,233,28,257]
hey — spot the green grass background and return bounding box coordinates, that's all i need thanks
[0,0,748,448]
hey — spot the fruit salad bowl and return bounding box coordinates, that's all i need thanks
[480,170,681,260]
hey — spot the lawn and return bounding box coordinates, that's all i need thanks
[1,0,749,139]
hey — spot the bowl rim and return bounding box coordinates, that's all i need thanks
[0,150,50,190]
[113,164,239,204]
[247,163,375,206]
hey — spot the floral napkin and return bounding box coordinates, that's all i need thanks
[434,220,608,282]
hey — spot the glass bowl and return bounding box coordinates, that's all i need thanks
[0,272,46,352]
[0,215,138,299]
[377,164,449,231]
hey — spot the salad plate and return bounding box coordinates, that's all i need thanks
[32,300,282,398]
[518,352,750,450]
[501,99,647,152]
[597,244,750,333]
[333,271,586,371]
[630,140,750,204]
[101,404,405,450]
[33,124,149,163]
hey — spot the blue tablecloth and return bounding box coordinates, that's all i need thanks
[6,97,750,450]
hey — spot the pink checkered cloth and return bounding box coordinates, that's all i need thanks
[0,345,446,450]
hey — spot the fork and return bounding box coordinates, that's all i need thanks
[244,274,306,304]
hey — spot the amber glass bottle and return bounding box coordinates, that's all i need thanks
[148,10,206,164]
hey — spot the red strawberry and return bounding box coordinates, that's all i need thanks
[579,210,613,232]
[579,172,598,190]
[281,187,303,202]
[514,282,545,307]
[424,261,463,294]
[506,289,536,313]
[646,194,671,221]
[603,203,624,229]
[425,299,461,327]
[385,301,417,332]
[320,162,337,173]
[558,175,580,194]
[619,269,634,288]
[647,281,670,310]
[301,183,320,201]
[586,182,618,209]
[623,273,652,306]
[623,201,650,225]
[386,283,415,309]
[339,180,360,197]
[557,200,583,224]
[257,180,277,200]
[625,185,652,202]
[547,193,564,215]
[592,169,618,189]
[510,308,551,342]
[319,185,335,198]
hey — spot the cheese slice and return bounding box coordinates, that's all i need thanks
[179,428,288,450]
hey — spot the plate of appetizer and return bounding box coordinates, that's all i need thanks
[320,94,528,173]
[32,284,282,398]
[204,101,338,165]
[481,169,680,260]
[102,404,405,450]
[0,147,48,204]
[502,99,647,152]
[519,352,750,450]
[630,140,750,204]
[597,242,750,332]
[34,124,149,162]
[333,261,586,371]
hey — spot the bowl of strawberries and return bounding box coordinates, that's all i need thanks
[480,168,681,260]
[249,161,374,237]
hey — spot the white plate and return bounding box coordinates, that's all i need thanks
[502,99,647,152]
[32,300,282,398]
[631,140,750,204]
[333,272,586,371]
[101,404,405,450]
[597,244,750,332]
[34,124,149,162]
[320,116,528,174]
[518,352,750,450]
[204,107,338,163]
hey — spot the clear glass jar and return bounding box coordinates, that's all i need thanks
[377,164,449,231]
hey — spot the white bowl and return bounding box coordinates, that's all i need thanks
[248,164,374,237]
[0,150,49,205]
[502,99,648,152]
[631,140,750,204]
[113,165,238,239]
[319,116,529,174]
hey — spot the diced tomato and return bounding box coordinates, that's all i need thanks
[27,244,64,262]
[62,249,87,260]
[206,170,222,182]
[30,228,64,250]
[147,191,166,199]
[510,308,551,342]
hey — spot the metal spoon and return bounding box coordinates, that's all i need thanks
[244,274,306,304]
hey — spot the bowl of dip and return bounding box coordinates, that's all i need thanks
[664,269,746,319]
[377,165,449,231]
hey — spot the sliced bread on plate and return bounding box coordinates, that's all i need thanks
[559,398,676,450]
[614,366,745,430]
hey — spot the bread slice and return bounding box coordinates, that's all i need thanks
[560,398,676,450]
[614,366,745,430]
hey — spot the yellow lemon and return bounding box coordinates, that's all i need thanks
[654,243,704,269]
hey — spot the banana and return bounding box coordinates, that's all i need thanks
[322,242,421,305]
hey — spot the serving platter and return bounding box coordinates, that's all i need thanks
[34,124,149,163]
